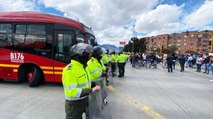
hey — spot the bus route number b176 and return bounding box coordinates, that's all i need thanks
[10,52,24,63]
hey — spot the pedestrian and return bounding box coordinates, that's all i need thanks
[131,52,136,68]
[166,54,173,72]
[172,53,177,70]
[142,53,148,67]
[179,55,185,72]
[62,43,101,119]
[209,53,213,81]
[130,52,134,65]
[163,54,167,68]
[203,53,210,74]
[187,54,193,68]
[149,53,157,69]
[196,54,203,72]
[117,51,128,77]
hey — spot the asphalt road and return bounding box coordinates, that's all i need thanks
[0,63,213,119]
[109,63,213,119]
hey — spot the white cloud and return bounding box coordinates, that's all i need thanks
[95,27,132,47]
[39,0,158,29]
[183,0,213,27]
[135,4,183,35]
[38,0,159,45]
[0,0,36,11]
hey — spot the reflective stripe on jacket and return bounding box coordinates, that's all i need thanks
[62,60,91,101]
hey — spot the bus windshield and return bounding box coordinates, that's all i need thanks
[86,34,97,46]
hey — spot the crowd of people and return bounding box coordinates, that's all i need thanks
[163,52,213,77]
[129,52,162,69]
[129,51,213,81]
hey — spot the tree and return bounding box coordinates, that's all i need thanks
[185,50,196,54]
[123,37,146,52]
[155,48,160,53]
[162,45,177,54]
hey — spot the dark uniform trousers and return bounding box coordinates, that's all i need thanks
[118,62,125,77]
[65,98,88,119]
[111,63,116,75]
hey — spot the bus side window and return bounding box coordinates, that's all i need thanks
[0,24,12,47]
[14,24,49,56]
[55,31,74,63]
[0,34,12,47]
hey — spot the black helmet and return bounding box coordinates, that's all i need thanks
[93,46,104,56]
[106,49,109,54]
[70,43,93,66]
[70,43,93,57]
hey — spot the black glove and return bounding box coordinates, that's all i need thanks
[91,81,96,88]
[101,72,107,77]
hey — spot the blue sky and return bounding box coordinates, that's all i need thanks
[0,0,212,46]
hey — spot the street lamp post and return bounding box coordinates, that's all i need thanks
[131,38,135,52]
[132,41,134,52]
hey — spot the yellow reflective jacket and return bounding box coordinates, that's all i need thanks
[86,57,103,81]
[101,54,109,64]
[117,53,128,63]
[101,60,106,71]
[62,60,91,101]
[111,54,117,63]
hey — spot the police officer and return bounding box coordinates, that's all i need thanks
[86,46,106,82]
[101,49,109,67]
[62,43,101,119]
[101,49,111,85]
[117,51,128,77]
[86,46,109,106]
[110,51,117,76]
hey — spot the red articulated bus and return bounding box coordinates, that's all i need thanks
[0,11,97,87]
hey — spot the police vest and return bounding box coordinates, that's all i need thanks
[86,57,103,81]
[62,60,91,101]
[117,54,128,63]
[101,54,109,64]
[111,54,117,63]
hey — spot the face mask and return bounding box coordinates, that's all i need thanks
[97,56,102,62]
[79,53,91,67]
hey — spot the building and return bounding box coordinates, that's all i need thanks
[145,30,213,54]
[156,34,169,50]
[168,33,181,53]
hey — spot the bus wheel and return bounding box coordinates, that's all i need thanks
[28,66,42,87]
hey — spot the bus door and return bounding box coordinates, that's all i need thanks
[54,30,75,82]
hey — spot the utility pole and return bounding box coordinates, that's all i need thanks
[131,37,135,52]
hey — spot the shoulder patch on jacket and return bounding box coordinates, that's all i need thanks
[67,64,72,70]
